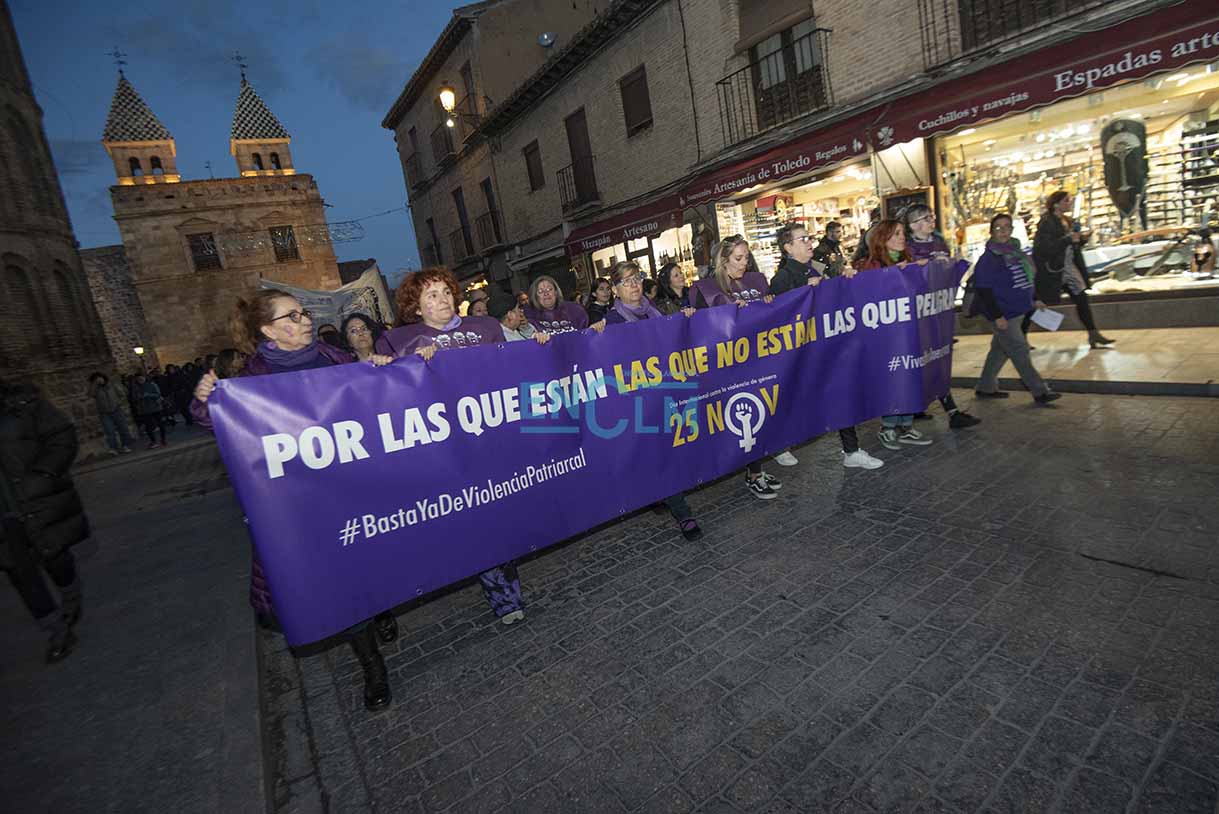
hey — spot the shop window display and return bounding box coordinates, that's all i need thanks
[937,70,1219,295]
[587,224,696,286]
[714,162,877,279]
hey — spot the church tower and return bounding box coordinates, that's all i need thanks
[101,70,178,185]
[230,77,294,176]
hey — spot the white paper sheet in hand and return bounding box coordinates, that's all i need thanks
[1030,308,1064,331]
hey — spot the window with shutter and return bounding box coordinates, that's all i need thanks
[619,65,653,137]
[523,141,545,191]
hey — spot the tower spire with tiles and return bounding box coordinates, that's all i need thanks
[229,63,293,176]
[101,65,179,185]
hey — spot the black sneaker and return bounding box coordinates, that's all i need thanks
[974,390,1009,399]
[1034,391,1062,404]
[374,611,398,644]
[949,411,981,428]
[746,476,779,500]
[757,471,782,490]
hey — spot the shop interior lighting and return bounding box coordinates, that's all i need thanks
[984,139,996,145]
[1035,133,1047,142]
[1165,72,1190,82]
[959,128,976,135]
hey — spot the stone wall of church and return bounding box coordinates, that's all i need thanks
[80,245,149,374]
[110,174,341,364]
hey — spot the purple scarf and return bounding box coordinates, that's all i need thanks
[987,238,1035,284]
[613,297,664,322]
[257,339,326,370]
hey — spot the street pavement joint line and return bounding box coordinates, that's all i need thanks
[1075,553,1193,582]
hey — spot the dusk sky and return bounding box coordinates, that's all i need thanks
[13,0,457,289]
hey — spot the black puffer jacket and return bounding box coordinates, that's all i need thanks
[0,382,88,567]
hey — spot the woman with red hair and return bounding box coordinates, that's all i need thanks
[855,220,935,452]
[375,268,532,624]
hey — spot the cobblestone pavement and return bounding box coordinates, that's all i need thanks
[0,444,263,814]
[260,392,1219,814]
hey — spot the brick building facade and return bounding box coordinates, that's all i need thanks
[382,0,606,295]
[0,0,114,440]
[98,71,341,367]
[389,0,1216,303]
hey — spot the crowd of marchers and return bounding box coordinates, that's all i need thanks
[4,191,1112,706]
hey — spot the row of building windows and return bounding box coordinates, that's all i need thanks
[519,62,653,194]
[251,152,283,171]
[185,224,300,271]
[129,156,164,177]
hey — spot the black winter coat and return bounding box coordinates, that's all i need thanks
[0,384,88,568]
[1032,212,1092,304]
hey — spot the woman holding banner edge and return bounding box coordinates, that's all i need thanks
[692,237,783,500]
[375,268,531,622]
[191,289,401,711]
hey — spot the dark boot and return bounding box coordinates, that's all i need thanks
[374,611,398,644]
[38,612,76,664]
[349,625,391,710]
[60,578,83,627]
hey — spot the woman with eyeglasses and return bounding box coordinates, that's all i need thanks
[525,275,606,335]
[340,312,384,362]
[190,289,400,711]
[900,205,980,431]
[375,268,530,619]
[692,237,783,500]
[769,222,883,471]
[602,261,703,539]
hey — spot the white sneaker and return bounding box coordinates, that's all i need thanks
[501,609,526,626]
[774,450,799,466]
[843,449,884,469]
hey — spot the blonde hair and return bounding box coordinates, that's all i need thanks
[228,289,293,354]
[713,237,749,294]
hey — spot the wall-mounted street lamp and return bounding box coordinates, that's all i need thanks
[438,83,490,130]
[133,345,147,373]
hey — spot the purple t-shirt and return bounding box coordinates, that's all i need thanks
[692,270,770,308]
[523,301,590,334]
[375,316,506,357]
[908,234,951,262]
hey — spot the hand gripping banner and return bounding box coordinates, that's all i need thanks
[209,260,966,644]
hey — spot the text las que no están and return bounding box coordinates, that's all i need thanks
[255,288,955,480]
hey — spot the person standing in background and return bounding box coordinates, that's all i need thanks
[88,372,133,455]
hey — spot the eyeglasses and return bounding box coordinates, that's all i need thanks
[615,274,643,287]
[793,235,814,243]
[913,215,935,224]
[270,309,312,324]
[346,326,370,336]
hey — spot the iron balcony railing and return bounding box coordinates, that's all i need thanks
[557,155,600,214]
[715,27,834,151]
[449,227,473,264]
[918,0,1112,70]
[453,94,482,142]
[404,152,422,188]
[475,210,504,252]
[431,123,456,166]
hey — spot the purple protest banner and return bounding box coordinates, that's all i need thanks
[208,260,965,644]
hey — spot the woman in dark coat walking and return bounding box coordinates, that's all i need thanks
[1031,191,1115,348]
[0,379,88,663]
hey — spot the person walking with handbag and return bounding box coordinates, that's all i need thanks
[973,214,1062,404]
[1031,192,1115,349]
